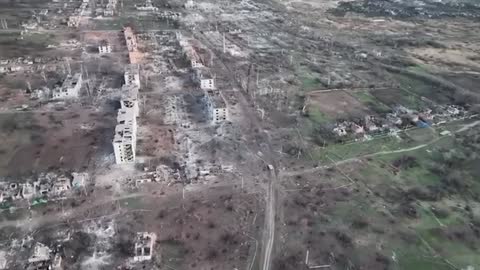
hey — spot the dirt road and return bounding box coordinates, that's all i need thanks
[0,191,155,229]
[261,171,276,270]
[194,31,280,270]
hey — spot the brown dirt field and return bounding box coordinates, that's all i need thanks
[137,125,175,158]
[408,47,480,70]
[0,87,29,108]
[114,184,263,270]
[307,91,373,119]
[275,167,398,270]
[0,104,116,177]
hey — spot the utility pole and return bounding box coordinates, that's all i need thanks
[83,64,92,97]
[65,58,71,75]
[41,65,47,82]
[84,63,89,81]
[0,18,8,30]
[223,32,226,54]
[142,95,146,115]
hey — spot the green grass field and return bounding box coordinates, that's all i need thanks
[351,90,392,113]
[353,126,480,270]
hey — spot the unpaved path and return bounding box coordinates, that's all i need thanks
[284,120,480,177]
[195,32,280,270]
[0,191,152,229]
[261,172,276,270]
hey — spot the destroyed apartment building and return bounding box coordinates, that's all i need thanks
[113,105,138,164]
[113,65,141,164]
[121,84,140,117]
[177,32,213,68]
[133,232,156,262]
[176,32,227,124]
[104,0,118,16]
[124,27,142,64]
[124,64,141,88]
[98,40,112,54]
[185,42,216,90]
[205,89,228,124]
[187,47,205,69]
[27,242,62,270]
[67,2,88,28]
[52,73,83,99]
[124,27,138,52]
[194,68,216,90]
[0,172,84,203]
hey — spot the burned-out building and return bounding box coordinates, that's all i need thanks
[27,243,52,270]
[52,73,83,99]
[98,40,112,54]
[133,232,156,262]
[0,173,79,203]
[104,0,118,16]
[52,176,72,196]
[124,64,141,88]
[113,59,141,165]
[124,27,138,52]
[193,68,215,90]
[113,107,137,164]
[67,2,87,28]
[113,68,141,164]
[205,90,228,124]
[177,32,212,69]
[123,27,143,63]
[121,84,140,118]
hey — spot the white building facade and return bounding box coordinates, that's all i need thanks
[113,68,141,164]
[205,90,228,124]
[124,64,141,87]
[200,78,215,90]
[52,73,82,99]
[98,43,112,54]
[113,108,137,164]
